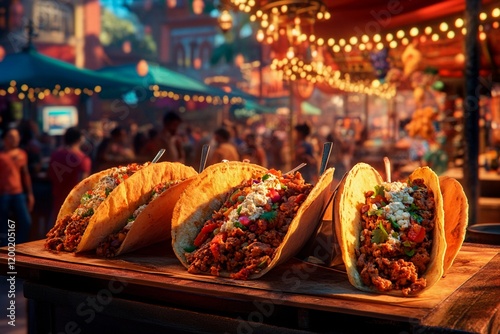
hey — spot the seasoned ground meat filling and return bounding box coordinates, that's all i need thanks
[45,163,146,252]
[185,170,313,280]
[356,178,435,296]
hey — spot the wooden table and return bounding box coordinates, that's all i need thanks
[1,240,499,334]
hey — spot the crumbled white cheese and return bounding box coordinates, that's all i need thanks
[221,174,280,232]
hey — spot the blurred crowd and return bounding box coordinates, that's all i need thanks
[0,109,365,247]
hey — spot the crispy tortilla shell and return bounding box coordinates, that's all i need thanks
[55,168,112,223]
[334,163,446,296]
[439,175,468,274]
[171,161,335,279]
[77,162,197,253]
[115,176,196,256]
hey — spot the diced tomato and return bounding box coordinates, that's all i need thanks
[193,222,218,247]
[268,189,281,202]
[360,204,370,214]
[210,233,226,261]
[408,224,426,243]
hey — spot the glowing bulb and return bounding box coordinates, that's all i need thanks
[410,27,419,36]
[396,30,405,39]
[425,26,432,34]
[439,22,448,31]
[455,18,464,28]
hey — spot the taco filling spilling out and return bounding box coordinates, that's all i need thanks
[184,170,313,280]
[357,178,435,296]
[45,163,146,252]
[96,180,180,257]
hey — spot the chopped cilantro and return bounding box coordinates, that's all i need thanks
[237,195,245,203]
[81,208,94,218]
[237,206,242,215]
[404,248,415,257]
[80,193,91,204]
[105,188,111,197]
[184,245,197,253]
[127,217,135,223]
[408,203,423,223]
[260,210,277,222]
[371,222,389,244]
[262,174,271,181]
[389,217,400,230]
[403,240,413,248]
[281,184,288,190]
[374,185,385,197]
[233,222,246,230]
[368,208,383,217]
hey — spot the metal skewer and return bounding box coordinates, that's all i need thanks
[152,148,166,163]
[284,162,307,175]
[199,144,210,173]
[384,156,391,183]
[319,142,333,176]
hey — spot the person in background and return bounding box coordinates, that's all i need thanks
[241,133,267,167]
[95,126,135,170]
[140,111,185,163]
[207,127,240,166]
[0,128,34,245]
[48,127,91,226]
[293,123,318,184]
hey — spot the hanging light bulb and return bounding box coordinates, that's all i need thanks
[218,10,233,33]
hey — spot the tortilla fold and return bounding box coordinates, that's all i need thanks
[439,175,468,274]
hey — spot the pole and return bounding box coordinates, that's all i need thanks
[463,0,480,226]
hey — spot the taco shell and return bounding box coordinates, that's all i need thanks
[439,175,468,274]
[334,163,446,296]
[55,168,112,223]
[76,162,196,253]
[171,161,335,279]
[113,174,196,256]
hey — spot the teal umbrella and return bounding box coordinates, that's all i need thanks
[0,47,139,96]
[97,63,235,99]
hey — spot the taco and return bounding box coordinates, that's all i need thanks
[171,161,335,280]
[45,162,196,253]
[334,163,447,296]
[96,162,197,257]
[45,162,149,252]
[439,175,468,275]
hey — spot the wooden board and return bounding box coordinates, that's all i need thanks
[2,239,499,329]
